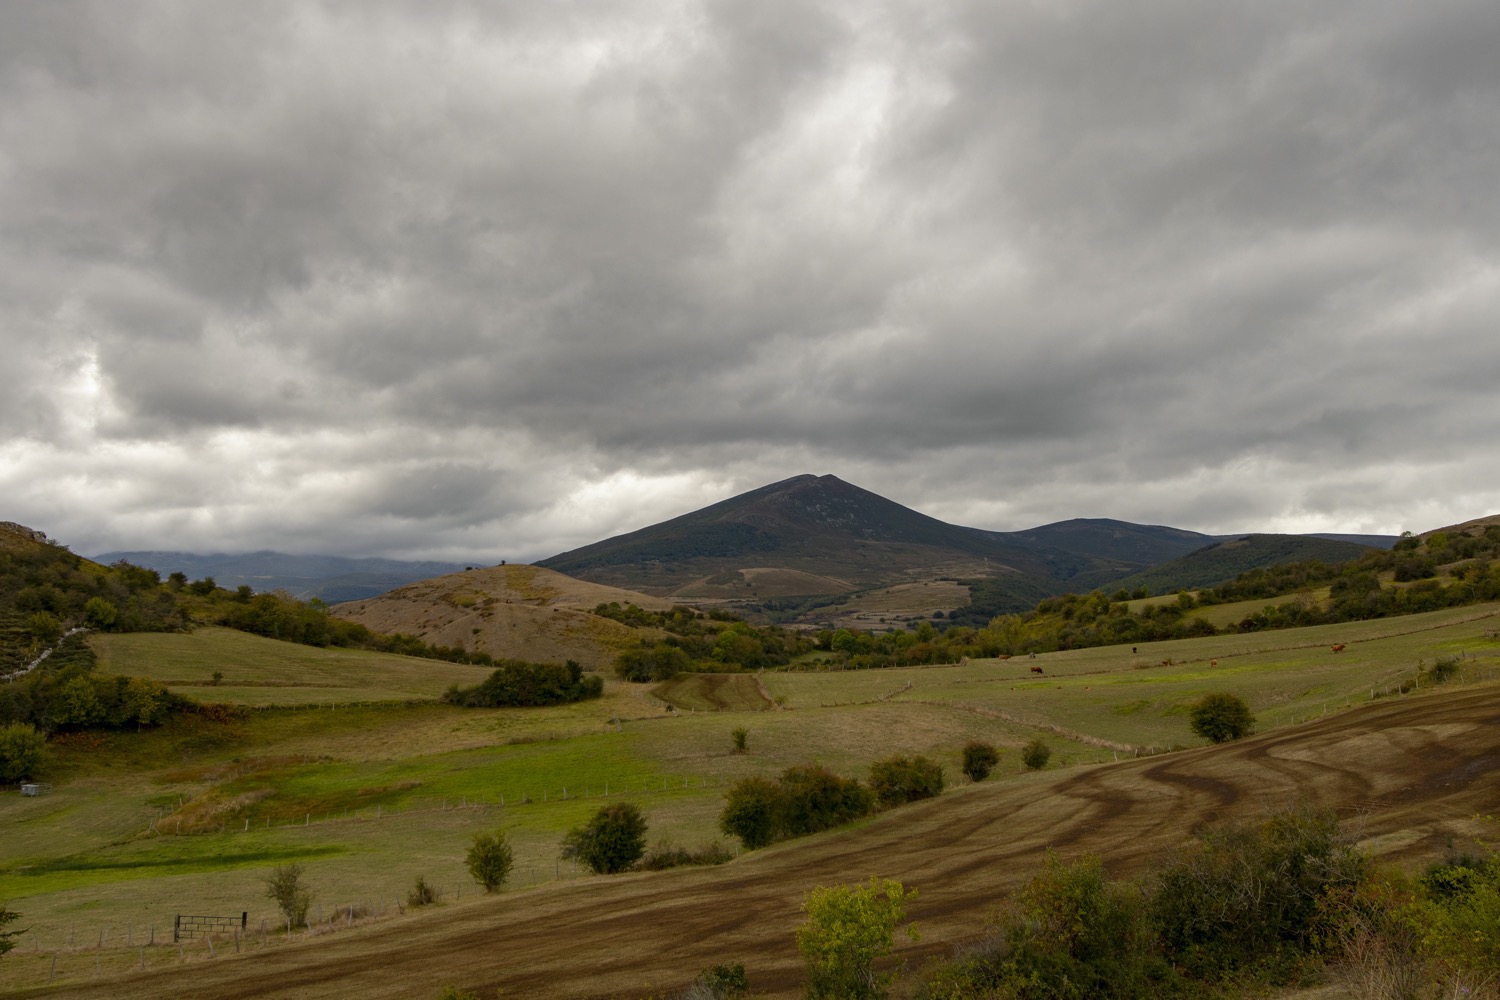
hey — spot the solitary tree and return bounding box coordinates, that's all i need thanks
[0,905,24,957]
[1021,738,1052,771]
[0,723,48,783]
[466,829,515,892]
[561,802,647,874]
[264,863,313,926]
[797,877,917,999]
[961,741,1001,782]
[1189,693,1256,744]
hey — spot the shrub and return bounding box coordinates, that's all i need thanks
[466,829,514,892]
[731,726,749,753]
[640,838,733,871]
[1020,738,1051,771]
[407,875,438,908]
[444,659,602,707]
[561,802,648,874]
[1188,693,1256,743]
[1424,655,1462,685]
[0,722,48,783]
[436,987,479,1000]
[264,863,312,926]
[797,877,916,999]
[960,741,1000,782]
[720,777,783,850]
[778,764,873,838]
[868,755,944,807]
[685,962,749,999]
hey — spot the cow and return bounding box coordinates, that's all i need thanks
[1210,659,1218,668]
[1030,665,1044,675]
[1331,643,1346,653]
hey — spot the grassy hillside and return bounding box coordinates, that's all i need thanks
[5,601,1499,993]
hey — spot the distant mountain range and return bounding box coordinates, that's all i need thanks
[80,475,1406,615]
[90,550,473,603]
[537,474,1398,612]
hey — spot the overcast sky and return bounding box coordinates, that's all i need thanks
[3,1,1498,563]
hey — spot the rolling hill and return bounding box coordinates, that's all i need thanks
[329,564,677,669]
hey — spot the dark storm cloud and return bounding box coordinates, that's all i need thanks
[2,0,1498,560]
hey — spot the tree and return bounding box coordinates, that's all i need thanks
[0,905,23,957]
[82,597,118,629]
[466,829,515,892]
[264,863,312,926]
[796,877,917,999]
[1021,738,1051,771]
[561,803,647,874]
[720,777,782,850]
[1189,693,1256,744]
[0,723,48,783]
[961,740,1000,782]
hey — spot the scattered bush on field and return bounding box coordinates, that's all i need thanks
[682,961,749,999]
[1422,654,1462,685]
[720,765,874,851]
[1020,738,1051,771]
[264,863,313,927]
[798,877,916,1000]
[466,829,514,892]
[407,875,438,908]
[868,755,944,807]
[639,838,733,871]
[443,659,602,707]
[920,807,1368,999]
[1188,692,1255,743]
[0,722,48,782]
[731,726,749,753]
[561,802,648,874]
[435,986,479,1000]
[960,741,999,782]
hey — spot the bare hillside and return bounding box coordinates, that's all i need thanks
[330,564,674,669]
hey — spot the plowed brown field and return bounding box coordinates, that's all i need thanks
[18,685,1500,1000]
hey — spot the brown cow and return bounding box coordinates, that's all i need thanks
[1332,643,1346,653]
[1030,665,1044,675]
[1210,659,1218,668]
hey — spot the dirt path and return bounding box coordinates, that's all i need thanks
[19,685,1500,1000]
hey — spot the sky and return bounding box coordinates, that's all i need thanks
[3,1,1499,564]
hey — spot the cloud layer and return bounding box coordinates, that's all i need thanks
[4,0,1499,561]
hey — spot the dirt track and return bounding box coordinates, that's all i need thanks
[19,685,1500,1000]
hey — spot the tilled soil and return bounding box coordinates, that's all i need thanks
[20,685,1500,1000]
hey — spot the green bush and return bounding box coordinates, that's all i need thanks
[687,961,749,999]
[731,726,749,753]
[868,755,944,807]
[720,776,782,850]
[444,659,602,707]
[797,877,916,1000]
[264,863,312,926]
[1188,693,1255,743]
[407,875,438,908]
[1020,738,1051,771]
[639,839,732,871]
[561,802,648,874]
[960,741,1000,782]
[0,722,48,783]
[0,904,23,957]
[466,829,514,892]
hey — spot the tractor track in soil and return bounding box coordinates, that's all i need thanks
[17,685,1500,1000]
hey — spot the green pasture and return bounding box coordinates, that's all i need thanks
[3,603,1499,955]
[91,627,497,705]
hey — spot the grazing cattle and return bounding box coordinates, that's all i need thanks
[999,654,1012,661]
[1331,643,1346,653]
[1210,659,1218,668]
[1132,647,1138,654]
[1030,665,1044,675]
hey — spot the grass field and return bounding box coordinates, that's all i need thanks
[4,602,1500,994]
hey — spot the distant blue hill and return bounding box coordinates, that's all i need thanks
[91,550,474,603]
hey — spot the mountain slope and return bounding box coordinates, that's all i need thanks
[538,474,1074,599]
[1108,534,1376,595]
